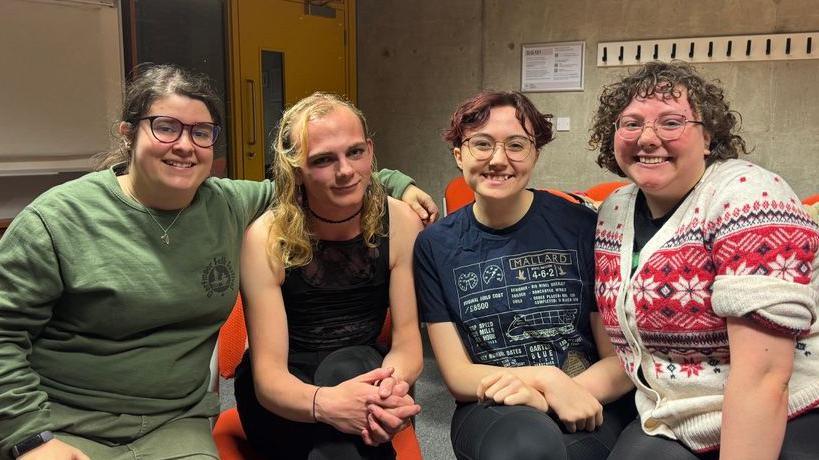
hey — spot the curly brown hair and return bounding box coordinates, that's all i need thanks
[443,91,553,150]
[588,61,749,177]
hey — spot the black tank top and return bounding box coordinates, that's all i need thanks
[282,210,390,353]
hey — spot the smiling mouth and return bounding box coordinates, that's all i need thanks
[333,182,359,190]
[482,173,513,181]
[636,156,669,165]
[163,160,195,169]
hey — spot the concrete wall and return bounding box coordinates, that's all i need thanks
[358,0,819,205]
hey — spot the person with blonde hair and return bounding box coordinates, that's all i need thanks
[234,92,424,459]
[0,65,435,460]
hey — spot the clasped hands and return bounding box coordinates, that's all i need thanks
[477,368,603,433]
[314,367,419,446]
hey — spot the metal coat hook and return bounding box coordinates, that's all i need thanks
[597,32,819,66]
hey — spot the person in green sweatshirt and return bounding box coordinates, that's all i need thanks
[0,64,438,460]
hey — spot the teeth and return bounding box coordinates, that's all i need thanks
[484,174,511,181]
[637,157,667,165]
[164,160,194,168]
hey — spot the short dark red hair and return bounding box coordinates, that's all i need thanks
[443,91,554,150]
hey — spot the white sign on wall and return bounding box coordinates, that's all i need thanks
[521,41,585,92]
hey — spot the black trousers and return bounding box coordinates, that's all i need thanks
[450,391,637,460]
[234,345,395,460]
[608,409,819,460]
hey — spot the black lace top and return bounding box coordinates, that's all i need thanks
[282,211,390,352]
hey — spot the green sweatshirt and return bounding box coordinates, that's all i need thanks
[0,166,414,455]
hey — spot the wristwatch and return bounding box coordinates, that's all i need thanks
[10,431,54,458]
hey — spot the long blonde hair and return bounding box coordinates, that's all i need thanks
[267,92,386,269]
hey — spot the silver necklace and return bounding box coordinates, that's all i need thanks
[144,207,185,245]
[123,183,186,245]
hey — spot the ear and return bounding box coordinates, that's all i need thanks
[295,167,303,185]
[118,121,132,137]
[453,147,464,170]
[703,131,712,155]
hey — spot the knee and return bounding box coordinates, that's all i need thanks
[468,410,566,460]
[314,346,382,386]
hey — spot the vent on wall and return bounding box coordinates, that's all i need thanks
[597,32,819,67]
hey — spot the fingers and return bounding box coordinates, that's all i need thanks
[354,367,394,384]
[378,377,395,399]
[366,412,392,445]
[563,420,578,433]
[368,403,417,433]
[411,202,430,222]
[373,402,421,422]
[368,393,415,409]
[418,196,439,224]
[477,372,505,400]
[391,379,410,398]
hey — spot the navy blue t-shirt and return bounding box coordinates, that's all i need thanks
[414,190,599,376]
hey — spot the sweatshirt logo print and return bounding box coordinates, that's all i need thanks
[201,256,236,297]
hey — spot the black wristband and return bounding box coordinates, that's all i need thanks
[10,431,54,458]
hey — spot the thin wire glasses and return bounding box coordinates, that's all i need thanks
[137,116,222,148]
[614,114,703,141]
[462,135,534,161]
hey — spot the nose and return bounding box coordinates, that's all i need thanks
[336,155,355,179]
[172,128,196,155]
[636,122,661,148]
[487,143,510,167]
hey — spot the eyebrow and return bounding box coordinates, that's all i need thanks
[308,141,368,158]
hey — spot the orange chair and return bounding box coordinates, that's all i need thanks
[213,297,423,460]
[803,194,819,206]
[444,175,587,216]
[443,176,475,216]
[584,181,629,202]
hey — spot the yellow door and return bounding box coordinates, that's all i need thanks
[229,0,356,180]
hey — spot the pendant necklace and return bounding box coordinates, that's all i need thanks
[145,207,186,245]
[124,183,186,245]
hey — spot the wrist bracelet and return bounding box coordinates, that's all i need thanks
[312,386,322,422]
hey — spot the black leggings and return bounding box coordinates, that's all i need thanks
[234,345,395,460]
[450,391,636,460]
[608,409,819,460]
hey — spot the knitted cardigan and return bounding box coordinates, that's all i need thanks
[594,159,819,452]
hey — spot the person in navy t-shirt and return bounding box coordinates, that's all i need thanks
[414,91,635,460]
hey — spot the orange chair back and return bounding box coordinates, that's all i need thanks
[218,296,248,378]
[803,194,819,205]
[444,176,475,215]
[584,181,629,202]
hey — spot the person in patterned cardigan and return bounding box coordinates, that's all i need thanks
[588,61,819,460]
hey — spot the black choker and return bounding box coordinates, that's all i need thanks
[308,205,363,224]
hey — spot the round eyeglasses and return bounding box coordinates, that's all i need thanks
[614,114,703,141]
[462,135,534,162]
[137,116,221,148]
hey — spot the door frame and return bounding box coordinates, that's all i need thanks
[226,0,358,180]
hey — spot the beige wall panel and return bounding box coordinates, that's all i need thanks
[359,0,819,203]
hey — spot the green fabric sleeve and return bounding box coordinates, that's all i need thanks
[377,168,415,199]
[0,209,59,454]
[210,178,275,225]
